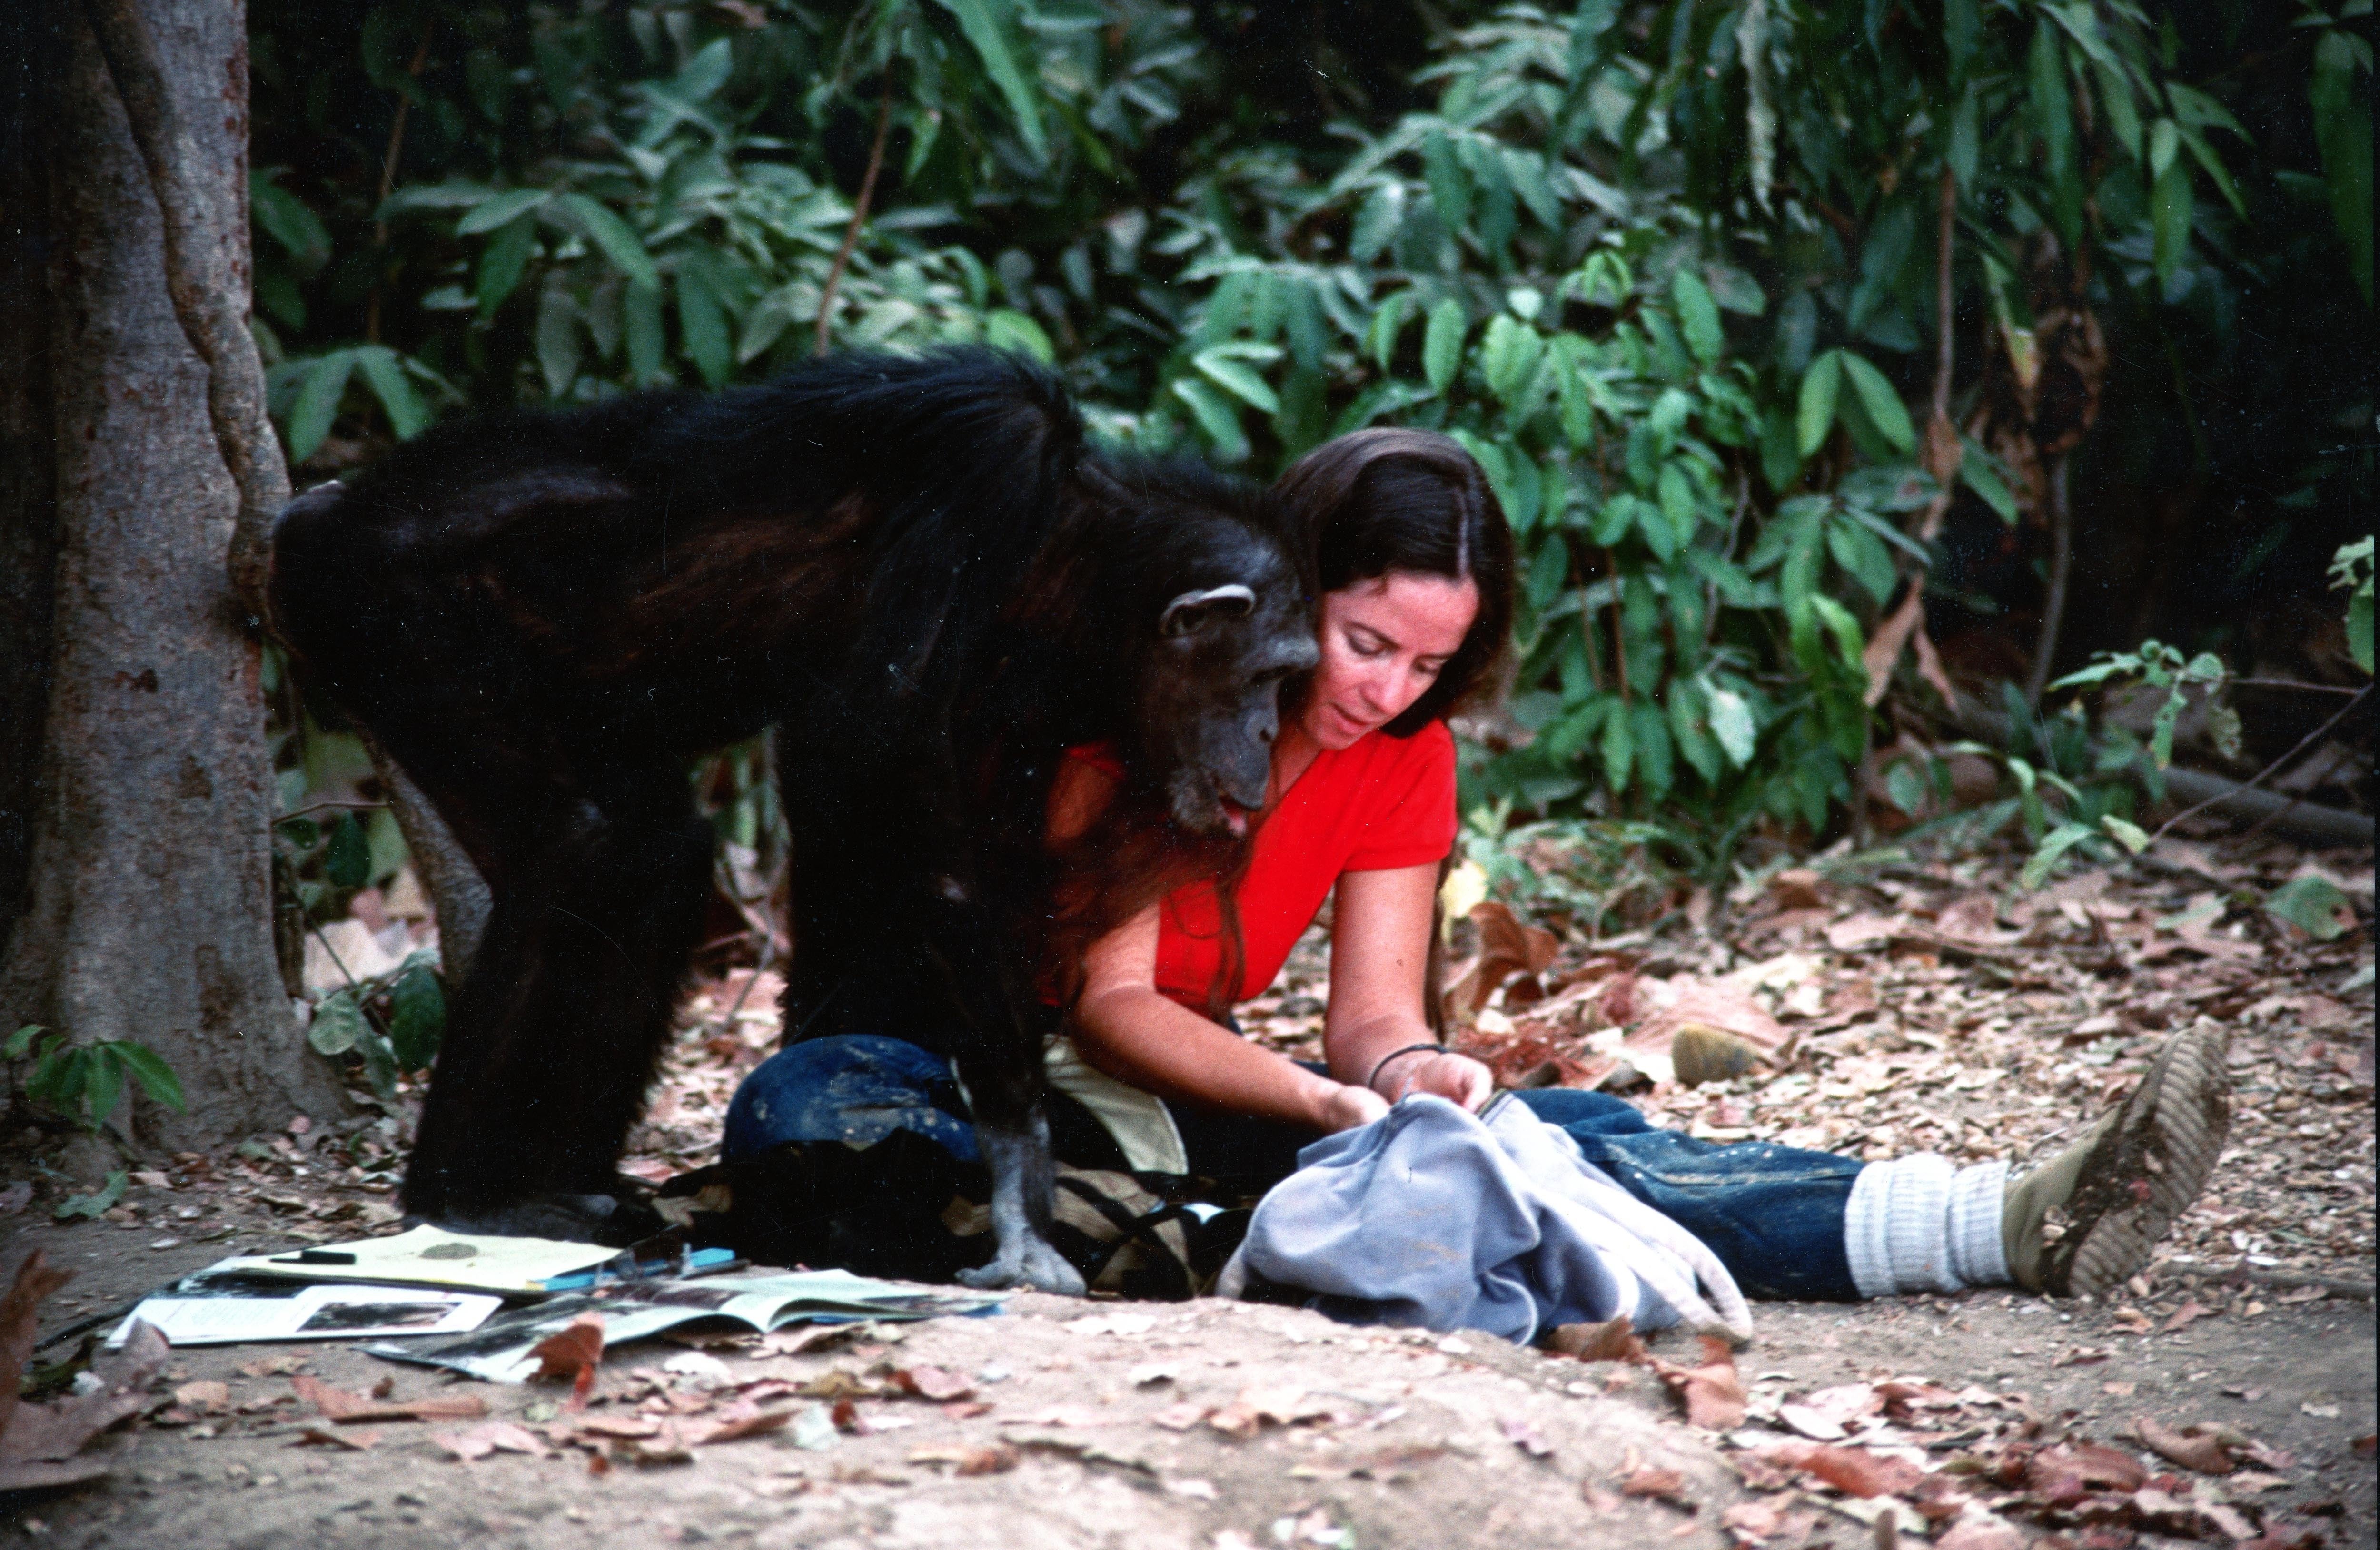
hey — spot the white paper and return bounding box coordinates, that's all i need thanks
[108,1283,501,1347]
[206,1224,621,1294]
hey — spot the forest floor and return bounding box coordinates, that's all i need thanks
[1,834,2372,1549]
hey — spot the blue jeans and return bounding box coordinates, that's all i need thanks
[726,1035,1863,1302]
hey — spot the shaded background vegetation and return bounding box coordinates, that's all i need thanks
[238,0,2371,936]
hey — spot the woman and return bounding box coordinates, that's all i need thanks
[727,428,2229,1306]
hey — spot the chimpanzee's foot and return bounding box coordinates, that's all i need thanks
[407,1186,664,1248]
[957,1226,1087,1295]
[961,1118,1087,1295]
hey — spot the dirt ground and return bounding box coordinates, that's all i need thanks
[3,838,2373,1547]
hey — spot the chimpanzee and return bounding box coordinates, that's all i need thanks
[268,348,1317,1293]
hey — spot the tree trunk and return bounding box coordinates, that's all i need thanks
[0,0,345,1151]
[0,8,65,961]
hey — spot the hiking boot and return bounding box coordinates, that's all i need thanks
[2003,1025,2231,1297]
[1670,1023,1765,1087]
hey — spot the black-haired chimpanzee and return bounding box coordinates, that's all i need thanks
[268,348,1316,1293]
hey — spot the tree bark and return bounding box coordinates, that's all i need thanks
[0,8,65,958]
[0,0,345,1150]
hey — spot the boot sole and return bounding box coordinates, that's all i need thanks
[2047,1026,2232,1298]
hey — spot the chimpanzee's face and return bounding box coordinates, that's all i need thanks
[1137,540,1317,837]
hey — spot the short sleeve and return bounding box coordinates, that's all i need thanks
[1340,721,1458,872]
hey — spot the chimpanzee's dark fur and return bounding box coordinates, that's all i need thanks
[268,348,1315,1292]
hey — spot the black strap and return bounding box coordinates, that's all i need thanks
[1365,1041,1445,1093]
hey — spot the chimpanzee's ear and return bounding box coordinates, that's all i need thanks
[1160,583,1257,638]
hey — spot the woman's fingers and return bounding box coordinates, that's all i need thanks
[1387,1052,1496,1110]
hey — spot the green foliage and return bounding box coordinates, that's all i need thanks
[5,1025,187,1136]
[2264,873,2356,939]
[245,0,2367,882]
[307,950,446,1104]
[54,1172,129,1222]
[2331,536,2374,674]
[2052,642,2237,770]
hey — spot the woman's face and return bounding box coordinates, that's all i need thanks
[1301,570,1480,750]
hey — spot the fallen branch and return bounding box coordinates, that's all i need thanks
[2154,1260,2375,1301]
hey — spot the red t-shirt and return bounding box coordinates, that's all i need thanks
[1074,721,1457,1011]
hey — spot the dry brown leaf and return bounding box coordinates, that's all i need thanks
[690,1404,792,1445]
[1149,1401,1211,1431]
[0,1319,167,1479]
[1655,1335,1746,1431]
[1759,1441,1924,1499]
[890,1364,974,1402]
[2134,1415,2236,1475]
[573,1414,661,1440]
[1932,1516,2027,1550]
[1618,1464,1690,1503]
[909,1442,1017,1476]
[0,1250,74,1448]
[1628,978,1790,1064]
[172,1381,231,1415]
[2162,1300,2214,1333]
[2024,1440,2147,1497]
[295,1425,380,1451]
[1546,1314,1647,1364]
[291,1374,488,1425]
[529,1314,605,1409]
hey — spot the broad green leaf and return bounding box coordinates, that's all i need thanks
[1796,350,1842,457]
[1670,269,1722,363]
[1808,593,1866,673]
[931,0,1049,162]
[387,968,446,1070]
[352,346,428,440]
[1423,299,1467,395]
[2021,821,2099,889]
[1959,439,2019,524]
[4,1024,40,1059]
[1599,699,1634,794]
[284,351,355,463]
[2099,815,2151,854]
[1365,295,1410,371]
[457,188,549,236]
[984,309,1053,364]
[1666,681,1719,783]
[2148,118,2180,179]
[84,1049,125,1129]
[536,285,582,397]
[1656,462,1698,547]
[625,280,664,384]
[2346,587,2373,674]
[475,216,537,319]
[2312,31,2374,306]
[1194,349,1280,414]
[2151,154,2193,291]
[1422,131,1471,233]
[307,991,366,1056]
[250,173,331,267]
[325,811,371,889]
[1171,377,1248,462]
[1630,701,1673,799]
[676,263,732,387]
[1706,682,1757,766]
[556,193,658,290]
[1885,760,1927,816]
[1836,351,1915,453]
[1351,183,1404,263]
[110,1042,186,1112]
[2264,875,2355,941]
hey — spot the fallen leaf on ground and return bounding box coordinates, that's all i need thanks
[890,1365,974,1402]
[690,1403,792,1445]
[1499,1417,1553,1457]
[529,1315,605,1409]
[172,1381,231,1415]
[1759,1441,1924,1499]
[2025,1441,2147,1497]
[1654,1335,1746,1430]
[1619,1464,1690,1504]
[2162,1300,2214,1333]
[0,1319,168,1491]
[908,1442,1016,1476]
[1149,1401,1211,1431]
[0,1250,75,1448]
[572,1414,661,1440]
[2135,1415,2236,1475]
[1932,1514,2028,1550]
[1547,1314,1647,1364]
[294,1425,379,1451]
[291,1374,487,1424]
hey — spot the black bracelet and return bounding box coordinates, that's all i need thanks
[1365,1042,1446,1093]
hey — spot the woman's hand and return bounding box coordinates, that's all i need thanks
[1369,1049,1494,1111]
[1315,1082,1391,1132]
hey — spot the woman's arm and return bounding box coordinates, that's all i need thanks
[1323,864,1493,1110]
[1071,906,1388,1133]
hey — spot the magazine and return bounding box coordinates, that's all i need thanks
[107,1283,501,1347]
[198,1224,626,1295]
[364,1269,1006,1383]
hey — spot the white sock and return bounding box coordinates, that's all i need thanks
[1844,1155,2011,1298]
